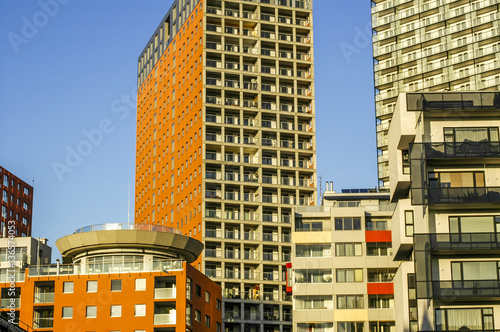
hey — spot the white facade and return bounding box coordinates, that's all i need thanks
[390,91,500,331]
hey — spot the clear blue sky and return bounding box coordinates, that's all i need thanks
[0,0,377,259]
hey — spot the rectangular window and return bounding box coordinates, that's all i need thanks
[134,304,146,316]
[186,303,192,325]
[335,243,362,256]
[366,242,392,256]
[86,306,97,318]
[295,243,332,257]
[428,171,484,188]
[368,294,394,308]
[335,217,361,230]
[110,305,122,317]
[337,322,363,332]
[337,295,364,309]
[135,278,146,291]
[295,269,333,283]
[402,150,410,174]
[195,309,201,322]
[436,308,493,331]
[62,307,73,319]
[63,281,74,293]
[195,284,201,297]
[295,295,333,310]
[336,269,363,283]
[205,290,210,303]
[186,277,192,300]
[87,280,97,293]
[216,298,221,310]
[405,210,414,237]
[111,280,122,291]
[205,315,211,327]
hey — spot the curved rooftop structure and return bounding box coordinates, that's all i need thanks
[55,223,203,264]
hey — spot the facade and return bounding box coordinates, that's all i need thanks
[135,0,316,331]
[389,91,500,331]
[0,223,222,332]
[291,188,397,332]
[371,0,500,188]
[0,166,33,237]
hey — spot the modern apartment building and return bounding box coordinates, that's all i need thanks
[291,188,397,332]
[0,223,222,331]
[371,0,500,188]
[389,91,500,331]
[135,0,316,331]
[0,166,33,237]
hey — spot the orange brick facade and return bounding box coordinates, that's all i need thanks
[135,2,205,268]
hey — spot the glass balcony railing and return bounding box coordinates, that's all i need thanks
[415,233,500,251]
[430,280,500,299]
[410,142,500,159]
[34,293,55,303]
[413,187,500,205]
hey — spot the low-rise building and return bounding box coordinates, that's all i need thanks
[291,188,397,332]
[0,223,222,332]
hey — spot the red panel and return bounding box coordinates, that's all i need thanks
[365,230,392,242]
[286,263,292,293]
[367,283,394,295]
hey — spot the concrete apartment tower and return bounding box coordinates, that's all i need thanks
[135,1,316,331]
[389,91,500,331]
[371,0,500,188]
[291,188,398,332]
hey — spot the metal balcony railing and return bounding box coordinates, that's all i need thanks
[415,233,500,252]
[430,279,500,299]
[413,187,500,205]
[410,142,500,159]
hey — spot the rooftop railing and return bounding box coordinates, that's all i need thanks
[74,223,181,234]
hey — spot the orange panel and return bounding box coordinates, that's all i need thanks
[365,230,392,242]
[367,282,394,295]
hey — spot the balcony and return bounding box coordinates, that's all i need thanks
[154,313,176,325]
[414,233,500,253]
[33,318,54,329]
[34,292,55,303]
[154,287,176,299]
[412,187,500,205]
[0,298,20,308]
[430,280,500,300]
[410,142,500,160]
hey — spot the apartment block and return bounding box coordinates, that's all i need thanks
[0,166,33,237]
[0,223,221,331]
[371,0,500,188]
[389,91,500,331]
[291,188,398,332]
[135,0,316,331]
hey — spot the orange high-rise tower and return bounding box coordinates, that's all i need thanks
[135,1,316,330]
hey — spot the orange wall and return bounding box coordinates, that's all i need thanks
[135,1,205,269]
[0,262,221,331]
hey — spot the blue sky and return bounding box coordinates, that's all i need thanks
[0,0,377,258]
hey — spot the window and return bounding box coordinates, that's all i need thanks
[186,277,192,300]
[337,295,364,309]
[195,284,201,297]
[62,307,73,319]
[23,188,29,195]
[110,305,122,317]
[87,280,97,293]
[335,217,361,230]
[86,306,97,318]
[298,323,334,332]
[449,215,499,234]
[428,171,484,188]
[296,243,331,257]
[295,295,333,310]
[22,202,28,210]
[369,322,396,332]
[195,309,201,322]
[336,269,363,283]
[451,261,500,281]
[111,280,122,291]
[63,282,74,293]
[338,201,360,207]
[336,243,362,256]
[217,322,222,332]
[216,298,221,310]
[436,308,493,331]
[368,295,394,308]
[135,278,146,291]
[337,322,363,332]
[205,290,210,303]
[295,269,333,283]
[205,315,211,327]
[402,150,410,174]
[22,217,28,226]
[444,127,499,143]
[366,242,392,256]
[186,303,192,325]
[405,211,414,237]
[134,304,146,316]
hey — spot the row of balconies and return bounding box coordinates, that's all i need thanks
[206,152,314,167]
[206,115,312,132]
[375,54,500,87]
[204,191,312,205]
[206,80,312,96]
[207,0,311,11]
[206,96,312,111]
[205,172,313,186]
[224,291,290,303]
[205,133,313,148]
[205,230,291,242]
[205,211,293,224]
[206,24,311,43]
[205,41,312,61]
[372,0,497,27]
[372,0,496,15]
